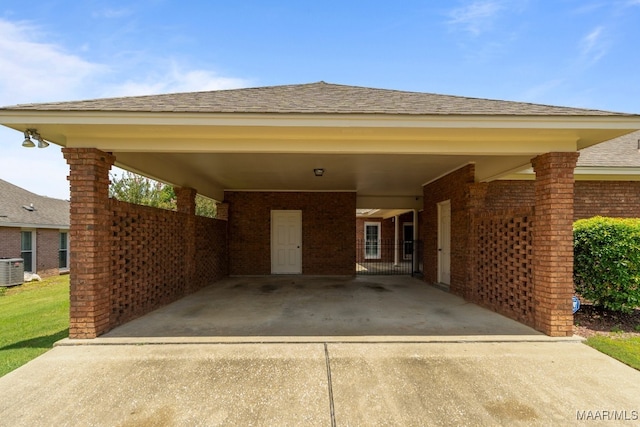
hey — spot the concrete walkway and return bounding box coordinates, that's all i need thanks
[1,276,639,425]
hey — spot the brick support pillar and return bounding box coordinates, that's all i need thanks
[215,202,229,221]
[531,152,579,336]
[467,183,489,303]
[63,148,115,338]
[175,187,197,292]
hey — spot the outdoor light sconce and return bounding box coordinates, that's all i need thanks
[22,129,49,148]
[313,168,325,177]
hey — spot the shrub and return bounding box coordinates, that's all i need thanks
[573,216,640,313]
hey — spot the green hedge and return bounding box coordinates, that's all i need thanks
[573,216,640,313]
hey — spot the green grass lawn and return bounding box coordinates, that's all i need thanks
[0,275,69,377]
[586,335,640,371]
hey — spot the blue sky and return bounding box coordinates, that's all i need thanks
[1,0,640,199]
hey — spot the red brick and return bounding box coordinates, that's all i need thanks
[225,191,356,275]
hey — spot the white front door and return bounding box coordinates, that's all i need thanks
[271,210,302,274]
[437,200,451,285]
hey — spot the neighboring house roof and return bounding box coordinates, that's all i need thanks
[1,81,631,116]
[578,130,640,167]
[0,179,69,228]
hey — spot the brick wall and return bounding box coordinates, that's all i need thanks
[575,181,640,219]
[473,209,535,326]
[109,199,228,329]
[425,172,638,336]
[225,191,356,275]
[0,227,20,259]
[478,180,640,220]
[422,165,475,296]
[64,147,229,338]
[195,215,228,287]
[0,227,67,277]
[36,229,63,277]
[483,181,535,210]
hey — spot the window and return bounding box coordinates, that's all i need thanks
[364,222,381,259]
[59,231,69,270]
[21,230,35,272]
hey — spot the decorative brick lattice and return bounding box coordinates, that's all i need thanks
[109,200,188,327]
[108,199,229,329]
[475,210,534,325]
[194,215,228,286]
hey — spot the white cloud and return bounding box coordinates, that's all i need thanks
[92,8,133,19]
[0,128,70,199]
[106,62,251,97]
[0,18,250,199]
[580,26,609,64]
[448,0,504,35]
[0,19,105,105]
[520,79,565,103]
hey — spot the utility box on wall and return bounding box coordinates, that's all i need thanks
[0,258,24,286]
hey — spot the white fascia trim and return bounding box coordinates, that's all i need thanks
[0,223,69,230]
[3,111,640,129]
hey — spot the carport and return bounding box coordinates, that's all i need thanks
[1,81,639,338]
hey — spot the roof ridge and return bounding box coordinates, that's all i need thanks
[0,82,634,116]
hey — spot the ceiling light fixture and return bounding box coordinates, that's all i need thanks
[22,129,49,149]
[313,168,325,177]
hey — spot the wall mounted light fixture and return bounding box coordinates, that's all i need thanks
[22,129,49,148]
[313,168,325,177]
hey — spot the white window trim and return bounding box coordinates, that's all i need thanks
[21,229,36,273]
[59,230,70,272]
[364,221,381,260]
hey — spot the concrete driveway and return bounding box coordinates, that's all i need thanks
[97,276,541,340]
[1,276,639,425]
[1,341,639,426]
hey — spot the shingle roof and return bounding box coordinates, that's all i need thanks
[0,179,69,228]
[0,81,631,116]
[578,130,640,167]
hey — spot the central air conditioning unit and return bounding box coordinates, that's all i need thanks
[0,258,24,287]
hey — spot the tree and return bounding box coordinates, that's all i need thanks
[195,195,217,218]
[109,171,217,218]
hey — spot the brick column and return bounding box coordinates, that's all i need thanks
[531,152,579,336]
[215,202,229,221]
[175,187,197,292]
[63,148,115,338]
[467,182,488,303]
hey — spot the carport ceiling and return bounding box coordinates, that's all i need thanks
[1,82,639,202]
[113,152,530,199]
